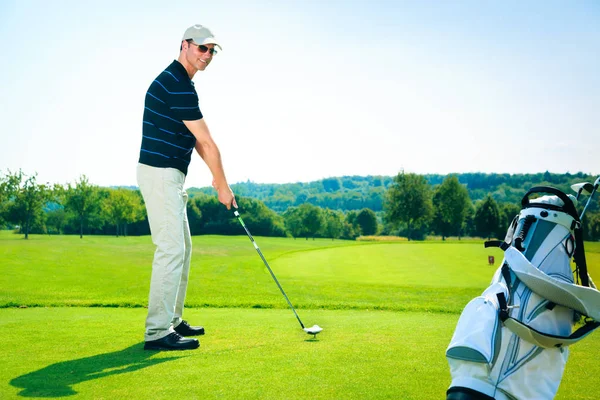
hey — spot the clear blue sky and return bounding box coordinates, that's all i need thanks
[1,0,598,188]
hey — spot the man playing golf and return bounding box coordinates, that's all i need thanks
[137,24,237,350]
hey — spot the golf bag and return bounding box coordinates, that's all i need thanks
[446,186,600,400]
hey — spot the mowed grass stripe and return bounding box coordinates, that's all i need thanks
[272,243,496,287]
[1,307,598,399]
[0,232,358,308]
[0,308,458,399]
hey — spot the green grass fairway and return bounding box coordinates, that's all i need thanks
[1,308,598,400]
[1,232,599,399]
[0,232,514,313]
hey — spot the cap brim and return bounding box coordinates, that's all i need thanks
[195,37,222,50]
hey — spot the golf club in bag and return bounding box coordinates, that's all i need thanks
[233,210,323,338]
[571,176,600,221]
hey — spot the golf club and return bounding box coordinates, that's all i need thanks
[571,177,600,220]
[570,177,599,288]
[571,182,594,201]
[233,210,323,338]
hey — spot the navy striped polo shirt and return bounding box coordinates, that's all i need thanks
[139,60,203,175]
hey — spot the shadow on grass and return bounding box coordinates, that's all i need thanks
[10,342,183,397]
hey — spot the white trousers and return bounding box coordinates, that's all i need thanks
[137,163,192,341]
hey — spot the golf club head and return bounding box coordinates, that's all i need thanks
[303,325,323,336]
[571,182,594,196]
[577,177,600,220]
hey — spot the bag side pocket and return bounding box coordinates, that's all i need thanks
[446,282,507,364]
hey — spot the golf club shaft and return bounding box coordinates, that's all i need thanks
[234,211,305,329]
[580,180,600,220]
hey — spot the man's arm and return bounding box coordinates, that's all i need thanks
[183,118,237,210]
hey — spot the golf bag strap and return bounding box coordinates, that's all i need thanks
[483,240,511,287]
[573,227,590,287]
[497,292,600,347]
[501,263,512,290]
[484,241,513,288]
[504,315,599,348]
[484,240,509,251]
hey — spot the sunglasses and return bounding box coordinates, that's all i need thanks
[189,42,218,56]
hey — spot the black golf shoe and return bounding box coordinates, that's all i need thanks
[144,332,199,351]
[174,320,205,336]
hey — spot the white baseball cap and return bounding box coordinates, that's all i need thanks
[182,24,222,50]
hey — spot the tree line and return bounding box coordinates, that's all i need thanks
[190,171,597,212]
[0,170,373,240]
[1,169,598,241]
[0,171,145,239]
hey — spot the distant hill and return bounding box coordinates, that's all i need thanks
[187,171,598,213]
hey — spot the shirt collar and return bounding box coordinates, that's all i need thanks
[169,60,194,85]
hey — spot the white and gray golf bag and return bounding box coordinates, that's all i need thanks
[446,186,600,400]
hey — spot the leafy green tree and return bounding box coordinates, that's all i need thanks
[188,194,233,235]
[431,175,472,240]
[0,170,21,227]
[234,197,286,237]
[365,188,386,211]
[345,210,358,227]
[340,220,360,240]
[344,191,364,210]
[474,195,500,239]
[341,178,358,189]
[45,208,67,234]
[294,193,308,206]
[60,175,102,238]
[188,194,285,236]
[462,201,476,237]
[496,202,522,239]
[270,193,294,211]
[342,210,361,239]
[186,197,203,234]
[384,171,433,240]
[102,188,146,236]
[583,212,600,241]
[3,171,51,239]
[298,203,324,240]
[356,208,378,236]
[283,206,304,239]
[323,208,344,240]
[322,178,341,192]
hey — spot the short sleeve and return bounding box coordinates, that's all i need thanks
[167,83,203,121]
